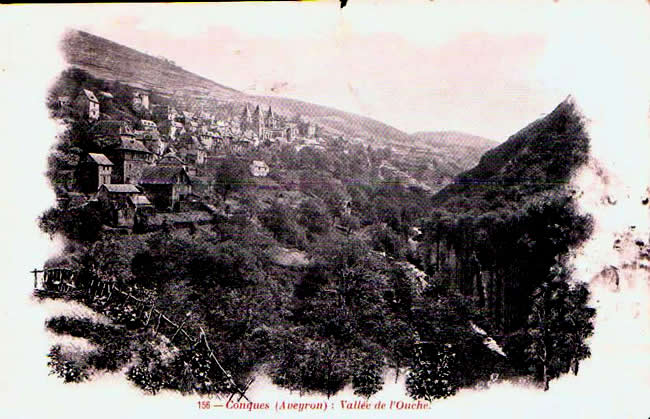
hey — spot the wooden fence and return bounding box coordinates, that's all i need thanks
[32,267,253,401]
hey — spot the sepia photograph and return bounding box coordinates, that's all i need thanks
[0,1,649,418]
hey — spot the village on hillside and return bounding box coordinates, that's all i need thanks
[49,76,357,234]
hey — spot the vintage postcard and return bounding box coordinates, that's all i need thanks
[0,1,648,418]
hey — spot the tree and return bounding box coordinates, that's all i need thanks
[298,199,331,236]
[564,282,595,375]
[214,159,249,201]
[370,225,404,258]
[406,340,458,401]
[351,347,385,398]
[271,338,350,398]
[38,204,106,243]
[525,264,595,390]
[259,201,306,248]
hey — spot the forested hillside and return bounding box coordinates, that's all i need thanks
[433,97,589,213]
[414,97,593,389]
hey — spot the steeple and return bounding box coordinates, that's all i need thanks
[265,106,276,128]
[252,105,264,138]
[240,104,252,132]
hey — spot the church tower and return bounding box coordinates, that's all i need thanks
[264,106,277,129]
[240,104,253,133]
[252,105,264,138]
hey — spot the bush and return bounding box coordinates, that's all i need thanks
[47,345,88,383]
[259,202,306,247]
[351,351,385,398]
[39,204,106,243]
[298,199,331,236]
[87,341,132,372]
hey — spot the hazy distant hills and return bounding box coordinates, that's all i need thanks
[60,29,496,174]
[432,96,590,213]
[410,131,497,150]
[409,131,497,171]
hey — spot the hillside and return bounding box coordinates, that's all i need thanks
[410,131,497,150]
[432,96,590,213]
[61,30,243,100]
[409,131,497,173]
[60,29,486,171]
[61,30,413,147]
[247,95,413,147]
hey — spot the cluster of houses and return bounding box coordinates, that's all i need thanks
[58,86,329,231]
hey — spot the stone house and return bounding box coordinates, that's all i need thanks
[185,120,199,134]
[157,152,186,168]
[73,89,100,121]
[135,130,166,157]
[151,104,178,122]
[139,165,193,211]
[181,111,195,124]
[77,153,113,193]
[157,119,185,141]
[249,160,270,177]
[189,175,215,198]
[177,135,207,169]
[199,132,219,152]
[132,91,150,111]
[140,119,158,131]
[90,120,136,143]
[95,184,153,228]
[106,138,154,184]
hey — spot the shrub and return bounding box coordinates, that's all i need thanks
[47,345,88,383]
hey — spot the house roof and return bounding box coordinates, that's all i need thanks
[177,134,206,151]
[90,120,134,137]
[82,89,99,103]
[149,211,213,226]
[87,153,113,166]
[157,120,184,131]
[251,160,268,168]
[190,176,211,185]
[128,194,153,207]
[157,153,185,166]
[117,138,152,154]
[159,143,177,156]
[134,130,161,142]
[139,166,190,185]
[100,184,140,194]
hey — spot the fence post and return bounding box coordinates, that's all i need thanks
[170,313,191,342]
[153,312,162,338]
[144,302,155,326]
[199,326,251,402]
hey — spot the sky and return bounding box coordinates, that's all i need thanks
[4,1,645,141]
[40,0,610,141]
[1,2,650,419]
